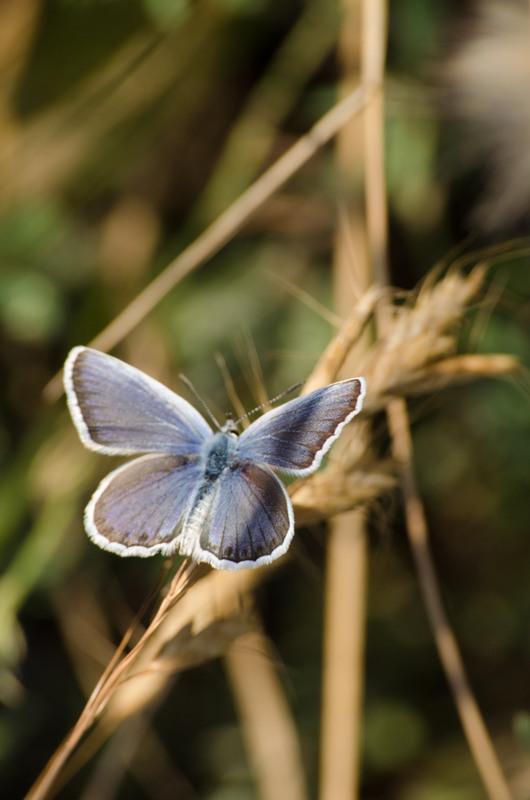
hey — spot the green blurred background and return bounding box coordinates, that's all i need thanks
[0,0,529,797]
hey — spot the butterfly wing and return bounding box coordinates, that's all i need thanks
[64,347,212,456]
[85,453,202,556]
[237,377,366,476]
[178,460,294,570]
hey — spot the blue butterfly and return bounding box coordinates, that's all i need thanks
[64,347,366,570]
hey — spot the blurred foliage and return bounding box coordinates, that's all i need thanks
[0,0,529,798]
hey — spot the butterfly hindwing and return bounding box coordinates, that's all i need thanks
[237,377,366,476]
[178,460,294,570]
[64,347,212,456]
[86,453,203,556]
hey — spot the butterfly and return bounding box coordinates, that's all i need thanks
[64,347,366,570]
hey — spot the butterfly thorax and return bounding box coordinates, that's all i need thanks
[201,431,239,480]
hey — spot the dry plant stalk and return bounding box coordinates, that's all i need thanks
[42,84,373,403]
[25,562,259,800]
[318,2,381,793]
[386,396,514,800]
[25,264,518,800]
[225,631,309,800]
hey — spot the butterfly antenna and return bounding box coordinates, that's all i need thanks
[179,374,222,430]
[235,381,304,425]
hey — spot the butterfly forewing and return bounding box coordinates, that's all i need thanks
[178,460,294,569]
[86,453,202,556]
[237,377,366,476]
[64,347,212,456]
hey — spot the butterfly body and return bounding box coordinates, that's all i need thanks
[65,347,366,570]
[201,429,239,479]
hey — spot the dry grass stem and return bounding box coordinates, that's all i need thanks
[25,562,254,800]
[386,397,514,800]
[365,231,515,798]
[225,631,309,800]
[320,509,367,800]
[303,284,383,393]
[43,84,372,403]
[267,269,343,329]
[0,1,40,126]
[214,352,248,422]
[318,3,387,796]
[360,73,515,793]
[314,263,516,798]
[195,0,338,222]
[319,4,387,796]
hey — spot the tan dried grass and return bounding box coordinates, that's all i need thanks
[25,263,519,800]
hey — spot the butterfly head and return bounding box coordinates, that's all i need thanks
[221,414,240,438]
